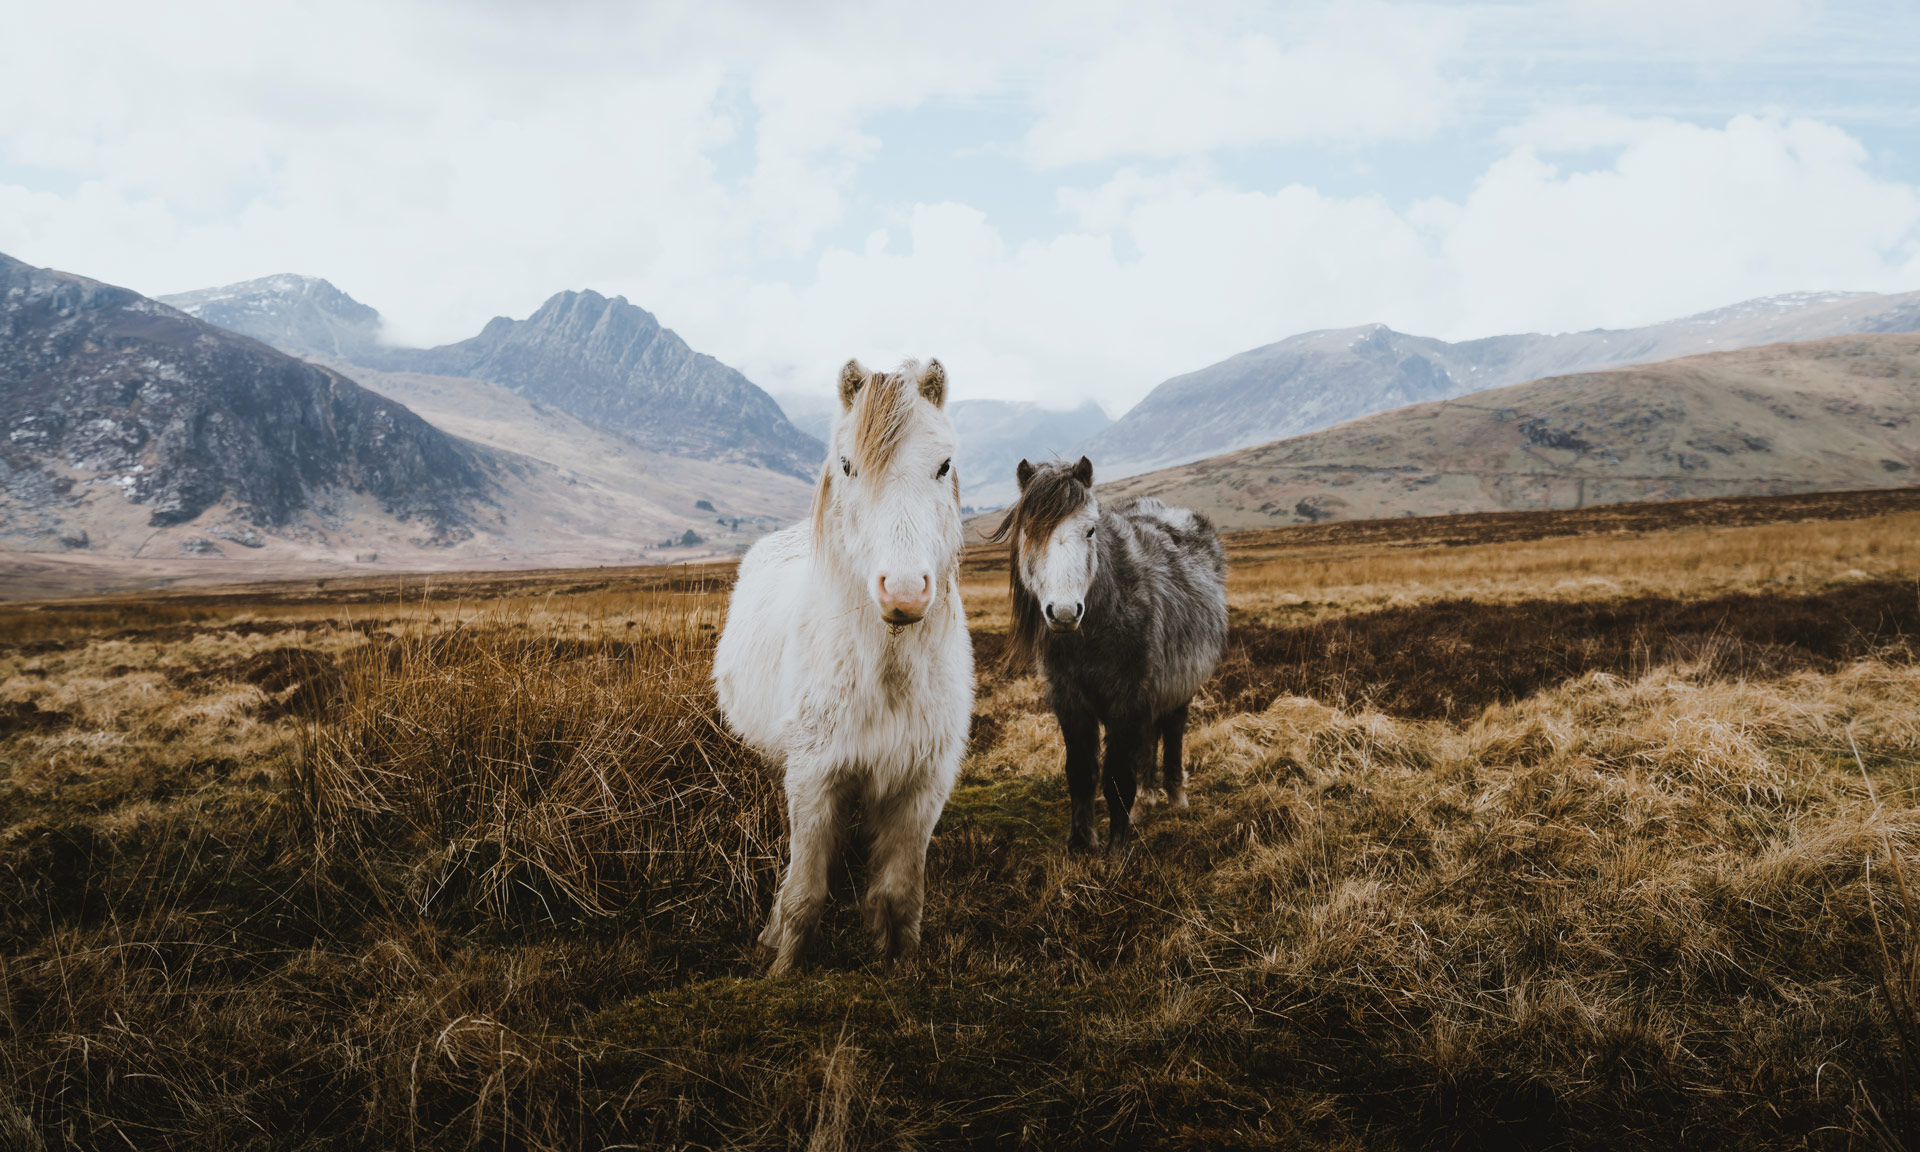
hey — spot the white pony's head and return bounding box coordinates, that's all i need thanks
[992,456,1099,657]
[813,358,963,626]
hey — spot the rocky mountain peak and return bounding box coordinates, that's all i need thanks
[167,276,825,482]
[159,274,385,361]
[391,288,823,480]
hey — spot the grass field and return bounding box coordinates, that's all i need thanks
[2,488,1919,1149]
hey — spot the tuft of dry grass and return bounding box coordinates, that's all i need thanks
[302,612,783,927]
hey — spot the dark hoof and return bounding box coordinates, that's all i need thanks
[1066,834,1100,856]
[1104,836,1135,863]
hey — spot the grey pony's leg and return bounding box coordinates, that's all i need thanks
[862,776,946,969]
[1160,702,1190,809]
[1100,713,1153,855]
[762,769,850,975]
[1059,707,1101,853]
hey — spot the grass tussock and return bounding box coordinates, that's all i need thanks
[303,616,782,926]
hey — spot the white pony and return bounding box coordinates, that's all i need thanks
[714,357,973,974]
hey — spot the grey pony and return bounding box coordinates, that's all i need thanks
[992,456,1228,853]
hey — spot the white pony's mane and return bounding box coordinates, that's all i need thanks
[812,361,929,540]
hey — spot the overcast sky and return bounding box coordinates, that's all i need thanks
[5,0,1920,413]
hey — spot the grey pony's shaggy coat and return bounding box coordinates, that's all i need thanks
[993,457,1228,852]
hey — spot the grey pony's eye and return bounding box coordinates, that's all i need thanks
[936,458,951,479]
[1086,525,1096,539]
[840,457,852,476]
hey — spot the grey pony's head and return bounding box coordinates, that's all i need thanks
[990,455,1098,666]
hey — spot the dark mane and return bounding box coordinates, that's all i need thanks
[987,463,1089,672]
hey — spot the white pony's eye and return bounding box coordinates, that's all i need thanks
[936,458,951,479]
[1085,525,1096,539]
[840,457,852,477]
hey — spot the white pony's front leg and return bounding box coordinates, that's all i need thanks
[862,767,955,968]
[763,764,849,975]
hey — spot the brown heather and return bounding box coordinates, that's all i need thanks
[0,488,1918,1149]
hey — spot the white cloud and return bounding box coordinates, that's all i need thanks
[1022,1,1463,167]
[0,0,1035,342]
[1562,0,1822,55]
[741,113,1920,412]
[1439,113,1920,336]
[2,2,1916,423]
[728,184,1441,412]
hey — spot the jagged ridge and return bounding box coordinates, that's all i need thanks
[378,290,821,480]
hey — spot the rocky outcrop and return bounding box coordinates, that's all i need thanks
[1,253,491,546]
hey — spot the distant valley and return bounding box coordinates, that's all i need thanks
[10,246,1920,595]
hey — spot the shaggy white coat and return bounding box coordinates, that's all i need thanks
[713,359,972,974]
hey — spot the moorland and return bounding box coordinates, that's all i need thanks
[2,487,1919,1149]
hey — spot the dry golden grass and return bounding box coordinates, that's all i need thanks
[1225,509,1920,626]
[961,505,1920,632]
[305,609,779,924]
[1,495,1918,1148]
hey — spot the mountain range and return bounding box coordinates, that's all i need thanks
[1102,332,1920,530]
[1083,290,1920,479]
[11,245,1920,594]
[2,254,812,586]
[161,278,823,480]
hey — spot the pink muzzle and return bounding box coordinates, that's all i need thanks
[877,573,932,624]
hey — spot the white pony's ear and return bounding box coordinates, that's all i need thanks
[1016,459,1035,490]
[1072,456,1094,487]
[838,359,866,411]
[918,358,947,408]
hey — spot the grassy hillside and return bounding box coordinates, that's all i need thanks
[2,489,1919,1148]
[1102,333,1920,530]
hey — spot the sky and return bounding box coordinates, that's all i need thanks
[4,0,1920,415]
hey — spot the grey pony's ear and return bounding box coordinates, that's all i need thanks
[838,359,866,411]
[918,358,947,408]
[1016,459,1035,491]
[1071,455,1094,487]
